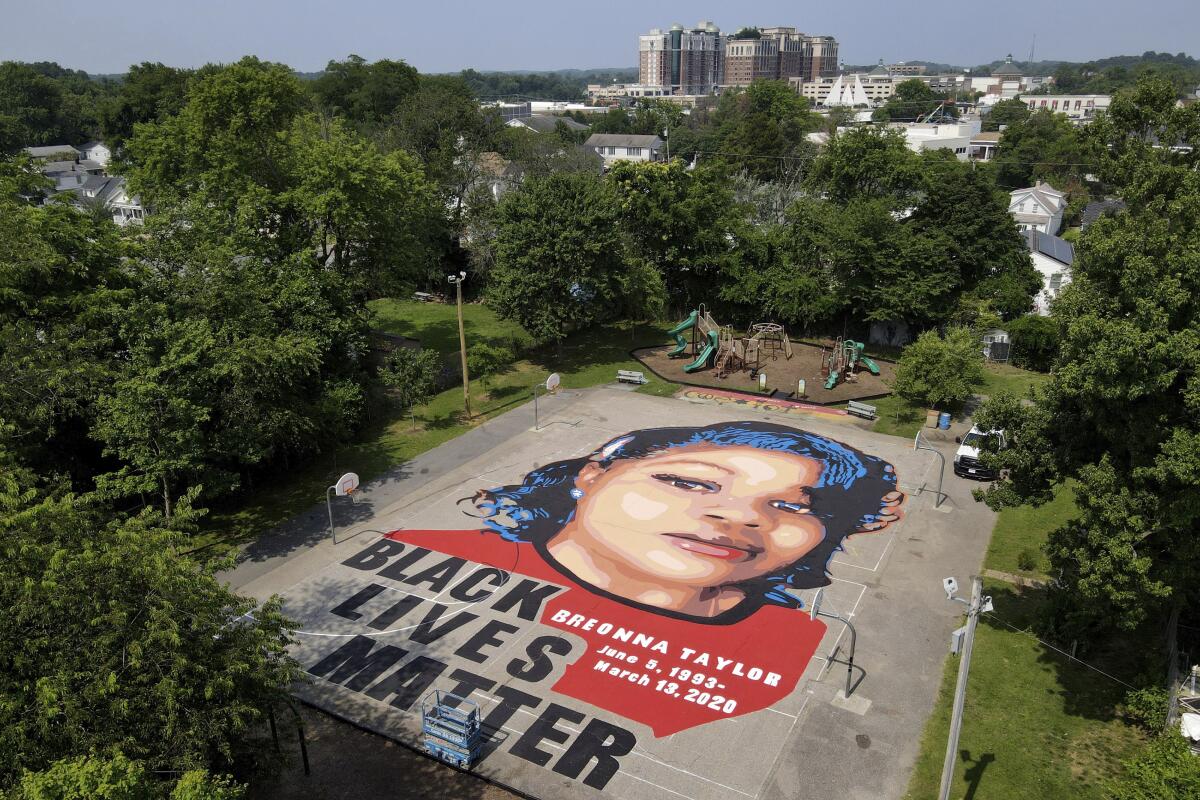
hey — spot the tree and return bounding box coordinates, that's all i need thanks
[607,160,738,308]
[9,754,243,800]
[312,55,419,125]
[1005,314,1059,371]
[873,78,956,122]
[466,343,513,389]
[983,97,1031,132]
[807,126,921,205]
[973,76,1200,636]
[99,62,191,149]
[380,347,442,409]
[994,108,1097,217]
[489,173,653,346]
[1108,734,1200,800]
[0,61,98,151]
[0,487,299,786]
[707,80,820,182]
[891,328,985,408]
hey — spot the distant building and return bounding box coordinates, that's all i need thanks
[1080,197,1125,230]
[23,144,79,161]
[968,131,1001,161]
[1009,182,1067,234]
[482,101,532,121]
[506,114,589,134]
[890,117,982,160]
[638,22,724,95]
[1025,94,1111,124]
[887,63,926,76]
[1023,229,1074,314]
[723,27,838,87]
[78,140,112,167]
[723,32,781,86]
[584,133,665,168]
[586,83,672,102]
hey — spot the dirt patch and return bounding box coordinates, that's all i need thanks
[633,340,895,405]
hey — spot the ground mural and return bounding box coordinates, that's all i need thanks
[294,421,905,793]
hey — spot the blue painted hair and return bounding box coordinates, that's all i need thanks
[470,421,899,620]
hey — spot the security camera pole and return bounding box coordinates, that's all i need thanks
[448,271,471,418]
[939,575,988,800]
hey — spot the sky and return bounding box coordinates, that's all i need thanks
[3,0,1198,75]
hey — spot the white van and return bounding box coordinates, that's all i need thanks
[953,426,1007,480]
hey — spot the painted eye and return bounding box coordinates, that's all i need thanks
[652,473,718,492]
[770,500,812,514]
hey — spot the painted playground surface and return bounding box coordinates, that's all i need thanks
[635,307,895,405]
[271,388,994,800]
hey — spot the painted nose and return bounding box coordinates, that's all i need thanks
[704,500,764,529]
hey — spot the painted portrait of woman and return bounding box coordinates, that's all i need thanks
[384,420,904,736]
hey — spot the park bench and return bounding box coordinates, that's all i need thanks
[847,400,877,419]
[617,369,648,385]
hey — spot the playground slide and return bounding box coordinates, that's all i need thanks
[824,368,840,390]
[859,355,881,376]
[684,330,719,373]
[667,310,699,357]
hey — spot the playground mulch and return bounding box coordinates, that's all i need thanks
[632,341,896,405]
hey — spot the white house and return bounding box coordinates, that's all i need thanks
[1009,182,1066,234]
[584,133,665,168]
[1023,229,1073,314]
[77,140,113,167]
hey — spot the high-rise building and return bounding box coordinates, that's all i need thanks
[723,31,780,85]
[638,21,724,95]
[721,27,839,87]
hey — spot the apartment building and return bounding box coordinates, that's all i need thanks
[887,63,927,75]
[638,22,724,95]
[637,23,838,93]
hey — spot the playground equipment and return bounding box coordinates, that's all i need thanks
[822,338,881,390]
[668,308,794,378]
[421,690,481,768]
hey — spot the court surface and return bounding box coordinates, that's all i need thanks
[263,387,994,800]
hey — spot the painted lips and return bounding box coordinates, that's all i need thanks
[664,534,761,561]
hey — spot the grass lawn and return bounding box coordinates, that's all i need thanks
[904,580,1147,800]
[984,481,1077,577]
[905,488,1148,800]
[980,362,1052,398]
[194,303,677,553]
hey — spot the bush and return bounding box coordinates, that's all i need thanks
[1006,315,1059,372]
[890,328,985,409]
[1016,548,1039,572]
[1109,733,1200,800]
[466,342,514,388]
[1122,686,1170,732]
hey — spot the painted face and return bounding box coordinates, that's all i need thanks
[552,445,828,591]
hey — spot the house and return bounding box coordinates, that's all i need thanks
[584,133,665,168]
[1009,181,1066,234]
[77,140,112,167]
[23,144,80,160]
[506,114,589,135]
[1080,198,1125,230]
[1023,229,1073,314]
[1025,95,1111,124]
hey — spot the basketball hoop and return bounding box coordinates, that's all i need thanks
[327,472,360,542]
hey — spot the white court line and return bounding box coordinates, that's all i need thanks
[754,694,811,799]
[831,534,895,573]
[621,772,698,800]
[628,749,757,798]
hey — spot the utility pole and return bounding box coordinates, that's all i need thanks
[448,271,471,418]
[939,576,987,800]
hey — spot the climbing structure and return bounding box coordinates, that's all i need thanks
[823,338,881,389]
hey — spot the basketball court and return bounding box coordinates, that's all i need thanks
[260,387,995,800]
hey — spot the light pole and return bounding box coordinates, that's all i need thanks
[663,127,669,161]
[447,271,471,418]
[938,576,992,800]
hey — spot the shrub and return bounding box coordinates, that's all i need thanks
[1109,733,1200,800]
[467,342,515,388]
[379,346,441,409]
[1122,685,1170,732]
[1006,315,1059,372]
[890,328,985,409]
[1016,548,1039,572]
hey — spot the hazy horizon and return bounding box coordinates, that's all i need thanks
[4,0,1198,76]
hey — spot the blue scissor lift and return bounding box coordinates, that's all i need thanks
[421,690,481,769]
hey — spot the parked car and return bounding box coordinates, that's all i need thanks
[953,426,1007,480]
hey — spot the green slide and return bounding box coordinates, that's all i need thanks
[684,329,719,373]
[859,354,881,375]
[824,367,840,390]
[667,310,699,357]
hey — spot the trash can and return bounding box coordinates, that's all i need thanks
[938,412,952,430]
[926,409,940,428]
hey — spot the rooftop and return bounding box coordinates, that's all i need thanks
[585,133,664,148]
[1024,229,1074,266]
